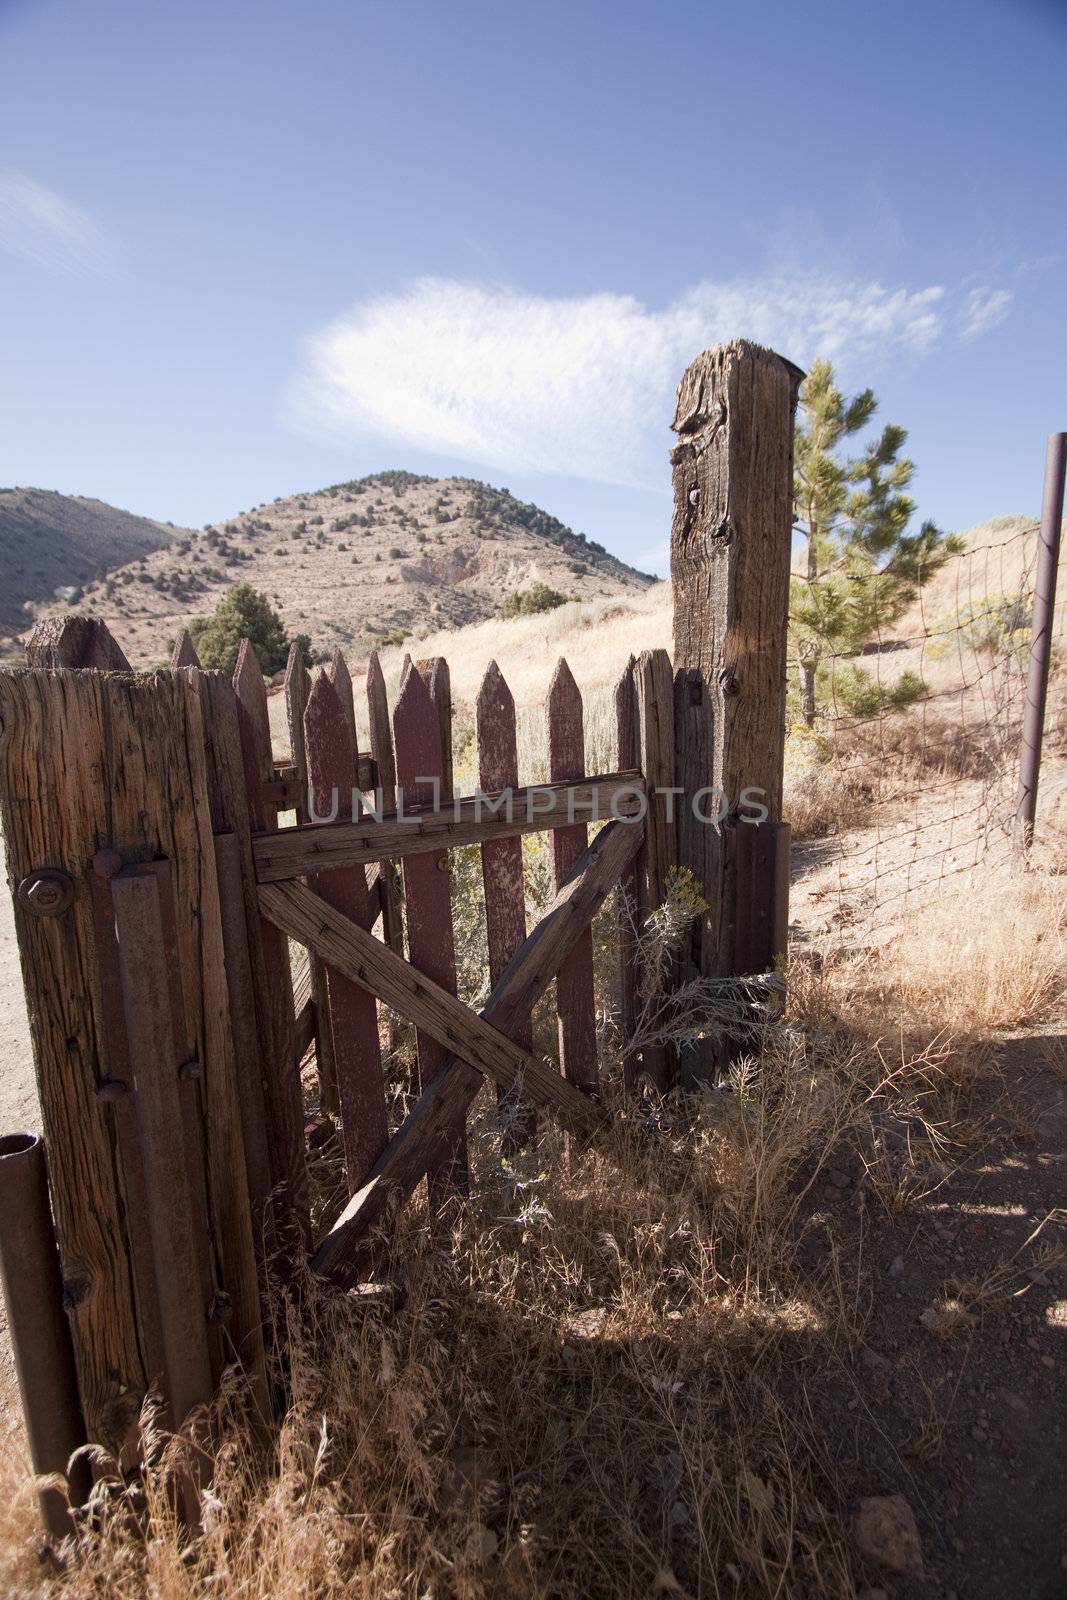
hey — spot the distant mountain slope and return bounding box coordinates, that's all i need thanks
[0,488,183,639]
[34,471,656,667]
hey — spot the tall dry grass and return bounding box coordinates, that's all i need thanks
[3,853,1064,1598]
[0,1023,878,1600]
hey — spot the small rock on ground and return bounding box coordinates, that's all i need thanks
[853,1493,924,1578]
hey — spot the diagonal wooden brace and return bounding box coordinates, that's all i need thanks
[261,816,642,1286]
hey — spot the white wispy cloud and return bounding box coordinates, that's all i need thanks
[960,285,1013,340]
[0,172,110,274]
[288,272,1001,486]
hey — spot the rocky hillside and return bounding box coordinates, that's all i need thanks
[21,471,655,667]
[0,488,182,640]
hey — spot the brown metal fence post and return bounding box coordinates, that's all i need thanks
[0,1132,87,1541]
[669,340,802,1080]
[1015,431,1067,859]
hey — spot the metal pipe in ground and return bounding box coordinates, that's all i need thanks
[1015,432,1067,858]
[0,1132,87,1542]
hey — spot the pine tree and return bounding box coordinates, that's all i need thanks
[791,359,961,726]
[186,583,311,677]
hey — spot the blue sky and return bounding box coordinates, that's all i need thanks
[1,0,1063,574]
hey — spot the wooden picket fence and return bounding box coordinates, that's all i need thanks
[0,339,801,1532]
[2,611,686,1445]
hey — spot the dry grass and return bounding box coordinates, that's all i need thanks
[375,583,672,717]
[2,866,1063,1597]
[861,868,1064,1037]
[2,936,948,1600]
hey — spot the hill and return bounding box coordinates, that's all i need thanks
[19,471,656,667]
[0,488,183,640]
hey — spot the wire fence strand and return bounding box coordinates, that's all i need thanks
[785,516,1065,933]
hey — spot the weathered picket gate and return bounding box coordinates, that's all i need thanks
[0,339,800,1538]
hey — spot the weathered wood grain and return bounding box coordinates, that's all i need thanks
[614,656,639,1089]
[547,660,598,1095]
[232,643,310,1251]
[25,615,132,671]
[285,643,338,1115]
[258,881,605,1136]
[633,648,678,1091]
[306,817,641,1285]
[0,668,263,1446]
[252,774,645,880]
[476,660,534,1145]
[670,340,801,1010]
[394,661,467,1198]
[112,871,214,1430]
[329,648,357,748]
[365,651,404,959]
[418,656,454,804]
[304,672,387,1191]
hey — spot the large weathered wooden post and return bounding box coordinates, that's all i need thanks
[670,340,802,1077]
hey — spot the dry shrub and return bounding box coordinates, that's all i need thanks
[785,708,1016,843]
[784,753,872,841]
[1,1028,875,1600]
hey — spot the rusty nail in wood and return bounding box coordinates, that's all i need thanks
[17,871,74,918]
[436,854,449,872]
[91,850,124,881]
[208,1292,233,1325]
[178,1059,203,1081]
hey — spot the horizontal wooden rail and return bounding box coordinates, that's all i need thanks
[267,754,377,810]
[252,772,646,882]
[259,879,606,1143]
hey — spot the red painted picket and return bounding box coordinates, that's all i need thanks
[547,659,599,1097]
[476,660,535,1148]
[304,670,388,1191]
[392,658,469,1202]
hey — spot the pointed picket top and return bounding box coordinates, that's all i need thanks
[170,629,201,670]
[476,660,518,791]
[232,640,274,828]
[476,658,515,727]
[328,648,358,751]
[393,648,436,738]
[548,655,581,711]
[81,618,132,671]
[365,649,396,804]
[233,637,269,726]
[418,656,452,801]
[393,655,442,807]
[614,653,637,770]
[547,657,584,784]
[305,668,357,818]
[284,639,309,696]
[284,644,311,791]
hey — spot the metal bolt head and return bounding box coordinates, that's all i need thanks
[18,869,75,917]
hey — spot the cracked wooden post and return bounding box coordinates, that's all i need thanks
[670,340,802,1080]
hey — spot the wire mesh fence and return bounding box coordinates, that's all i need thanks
[785,515,1067,935]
